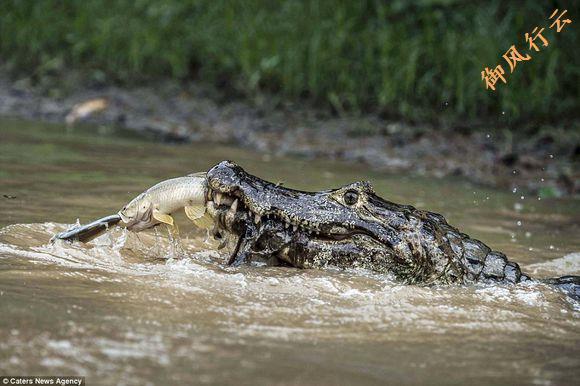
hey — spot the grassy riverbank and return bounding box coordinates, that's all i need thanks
[1,1,578,124]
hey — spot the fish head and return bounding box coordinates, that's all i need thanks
[118,193,156,231]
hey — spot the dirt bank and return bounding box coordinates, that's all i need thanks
[0,75,578,197]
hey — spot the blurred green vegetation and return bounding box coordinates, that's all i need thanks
[0,0,578,123]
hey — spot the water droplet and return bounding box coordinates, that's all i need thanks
[514,203,523,211]
[549,154,554,159]
[549,245,555,250]
[525,232,532,238]
[512,187,517,193]
[516,220,522,226]
[537,197,541,201]
[540,178,545,182]
[520,195,525,200]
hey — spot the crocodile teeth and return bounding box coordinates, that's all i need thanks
[284,222,290,229]
[225,199,238,225]
[230,198,238,212]
[254,215,261,225]
[215,192,223,206]
[206,201,217,216]
[292,225,298,232]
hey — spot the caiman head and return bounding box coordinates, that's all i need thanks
[204,161,477,284]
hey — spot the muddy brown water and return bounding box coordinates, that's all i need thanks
[0,119,579,385]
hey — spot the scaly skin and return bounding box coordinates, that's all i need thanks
[205,161,531,285]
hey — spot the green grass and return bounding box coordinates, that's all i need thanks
[0,0,578,124]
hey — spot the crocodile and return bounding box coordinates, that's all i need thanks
[204,161,579,296]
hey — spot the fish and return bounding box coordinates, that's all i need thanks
[119,172,210,231]
[51,172,209,243]
[50,214,122,243]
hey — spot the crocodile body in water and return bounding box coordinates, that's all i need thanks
[204,161,579,297]
[53,160,579,297]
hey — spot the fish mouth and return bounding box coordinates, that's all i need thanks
[118,206,154,232]
[118,212,131,223]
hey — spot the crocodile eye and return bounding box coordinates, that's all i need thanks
[343,190,359,205]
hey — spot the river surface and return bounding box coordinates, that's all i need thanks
[0,119,579,385]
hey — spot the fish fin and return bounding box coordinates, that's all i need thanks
[153,210,174,226]
[185,205,214,229]
[184,205,205,221]
[192,212,214,230]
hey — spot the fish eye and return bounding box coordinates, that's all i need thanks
[343,190,359,205]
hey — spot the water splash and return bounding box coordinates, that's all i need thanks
[1,223,579,339]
